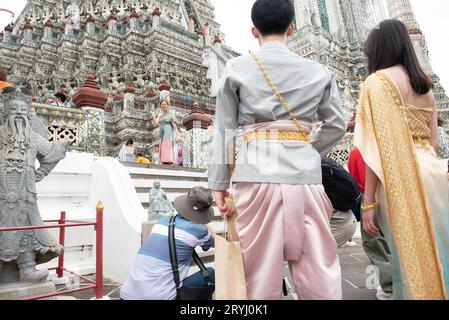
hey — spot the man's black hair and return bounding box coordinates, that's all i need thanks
[126,138,134,146]
[136,152,143,157]
[251,0,295,36]
[54,92,67,103]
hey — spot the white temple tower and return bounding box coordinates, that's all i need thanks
[288,0,449,118]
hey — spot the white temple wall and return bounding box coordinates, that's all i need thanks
[89,157,146,283]
[36,152,147,284]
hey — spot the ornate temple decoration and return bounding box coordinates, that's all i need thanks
[289,0,449,121]
[385,0,449,119]
[0,0,239,158]
[289,0,449,164]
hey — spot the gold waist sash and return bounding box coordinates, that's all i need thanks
[243,130,310,142]
[413,136,430,146]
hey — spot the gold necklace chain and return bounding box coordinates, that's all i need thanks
[250,51,310,142]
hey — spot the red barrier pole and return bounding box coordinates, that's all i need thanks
[57,211,66,278]
[95,201,104,299]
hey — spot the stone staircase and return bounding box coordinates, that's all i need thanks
[122,162,224,264]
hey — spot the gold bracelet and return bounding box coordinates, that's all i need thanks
[361,202,378,212]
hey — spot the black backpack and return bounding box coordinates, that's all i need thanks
[321,158,362,211]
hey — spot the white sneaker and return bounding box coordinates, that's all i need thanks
[345,241,358,247]
[376,286,393,300]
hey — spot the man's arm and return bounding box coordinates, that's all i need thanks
[208,61,239,191]
[208,61,239,217]
[200,228,215,251]
[312,69,347,157]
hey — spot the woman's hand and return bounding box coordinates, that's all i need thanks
[363,208,380,237]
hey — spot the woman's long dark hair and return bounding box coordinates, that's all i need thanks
[363,19,432,95]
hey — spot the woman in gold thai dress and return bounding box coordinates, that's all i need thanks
[355,19,449,300]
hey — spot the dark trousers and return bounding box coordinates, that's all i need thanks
[183,267,215,288]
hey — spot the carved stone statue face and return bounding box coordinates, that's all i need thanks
[153,182,161,189]
[5,98,29,117]
[4,98,31,142]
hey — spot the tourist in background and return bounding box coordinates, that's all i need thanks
[49,92,68,107]
[175,129,186,167]
[355,19,449,300]
[153,91,178,165]
[120,187,215,300]
[118,138,136,162]
[437,118,449,159]
[209,0,346,300]
[0,67,12,92]
[330,210,357,248]
[348,147,393,300]
[136,152,151,164]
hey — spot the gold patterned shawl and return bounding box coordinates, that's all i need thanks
[354,71,447,300]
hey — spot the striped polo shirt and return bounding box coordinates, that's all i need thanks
[120,215,214,300]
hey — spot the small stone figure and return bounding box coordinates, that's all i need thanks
[148,182,174,221]
[0,88,69,284]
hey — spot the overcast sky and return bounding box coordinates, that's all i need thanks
[211,0,449,92]
[1,0,447,92]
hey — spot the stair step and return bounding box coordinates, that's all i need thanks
[138,192,186,204]
[141,196,223,218]
[125,166,207,179]
[136,190,219,207]
[122,162,207,174]
[130,173,208,182]
[133,179,209,190]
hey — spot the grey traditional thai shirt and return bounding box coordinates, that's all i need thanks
[208,41,346,191]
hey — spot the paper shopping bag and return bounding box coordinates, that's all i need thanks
[215,197,247,300]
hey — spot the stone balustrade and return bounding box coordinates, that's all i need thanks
[328,133,355,167]
[31,103,105,156]
[32,103,88,153]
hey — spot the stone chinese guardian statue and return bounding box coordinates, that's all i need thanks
[148,182,174,221]
[0,88,69,283]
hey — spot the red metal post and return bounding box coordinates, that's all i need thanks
[0,209,106,300]
[57,211,66,278]
[95,201,104,299]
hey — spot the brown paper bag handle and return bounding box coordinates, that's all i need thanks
[224,196,239,242]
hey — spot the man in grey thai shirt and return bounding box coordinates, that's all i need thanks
[208,0,346,300]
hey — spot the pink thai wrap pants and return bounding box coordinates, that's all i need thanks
[233,183,342,300]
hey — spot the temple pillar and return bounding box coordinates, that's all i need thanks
[22,21,33,42]
[204,21,210,40]
[43,20,53,40]
[182,103,212,169]
[152,8,161,30]
[2,24,13,42]
[188,14,195,33]
[108,10,118,32]
[123,83,135,110]
[86,15,95,36]
[130,9,139,31]
[72,73,108,156]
